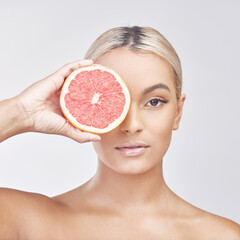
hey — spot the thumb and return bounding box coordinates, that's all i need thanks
[50,59,94,89]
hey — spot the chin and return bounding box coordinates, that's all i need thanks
[100,158,160,176]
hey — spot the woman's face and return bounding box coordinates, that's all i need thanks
[92,47,186,175]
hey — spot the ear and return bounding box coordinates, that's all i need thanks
[172,94,186,131]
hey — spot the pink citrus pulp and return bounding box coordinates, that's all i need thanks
[60,64,131,134]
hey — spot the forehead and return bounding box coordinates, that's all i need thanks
[95,47,175,96]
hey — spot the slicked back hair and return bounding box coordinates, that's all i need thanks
[85,26,182,100]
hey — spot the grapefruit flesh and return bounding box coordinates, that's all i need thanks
[60,64,130,134]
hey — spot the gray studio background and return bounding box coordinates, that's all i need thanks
[0,0,239,223]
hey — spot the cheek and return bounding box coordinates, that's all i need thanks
[147,110,175,133]
[147,110,175,149]
[152,121,172,147]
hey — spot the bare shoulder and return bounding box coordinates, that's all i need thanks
[190,207,240,240]
[176,197,240,240]
[0,187,61,239]
[0,187,58,211]
[203,212,240,240]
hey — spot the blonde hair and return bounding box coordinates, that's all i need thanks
[85,26,182,100]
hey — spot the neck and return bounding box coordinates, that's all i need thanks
[85,159,173,210]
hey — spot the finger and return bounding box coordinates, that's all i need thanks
[51,59,94,89]
[72,129,102,143]
[60,122,101,143]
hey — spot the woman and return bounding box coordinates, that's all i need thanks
[0,26,239,239]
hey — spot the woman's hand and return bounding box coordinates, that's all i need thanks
[14,59,101,143]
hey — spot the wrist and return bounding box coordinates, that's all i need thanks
[0,97,33,142]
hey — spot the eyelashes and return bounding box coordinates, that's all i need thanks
[145,98,169,107]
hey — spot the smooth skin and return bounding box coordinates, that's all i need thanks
[0,49,239,239]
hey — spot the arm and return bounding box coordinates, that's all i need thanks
[0,59,101,143]
[0,98,32,142]
[0,59,101,238]
[0,188,56,239]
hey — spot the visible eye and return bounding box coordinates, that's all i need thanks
[145,98,169,107]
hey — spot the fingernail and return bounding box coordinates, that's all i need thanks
[83,59,93,65]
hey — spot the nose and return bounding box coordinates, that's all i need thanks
[119,102,144,135]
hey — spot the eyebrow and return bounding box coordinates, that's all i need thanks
[142,83,171,95]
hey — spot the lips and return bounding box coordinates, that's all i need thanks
[115,142,149,157]
[116,142,149,149]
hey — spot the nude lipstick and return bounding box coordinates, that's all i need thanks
[115,142,149,157]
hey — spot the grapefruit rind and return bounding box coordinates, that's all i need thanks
[60,64,131,134]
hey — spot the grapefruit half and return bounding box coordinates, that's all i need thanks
[60,64,131,134]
